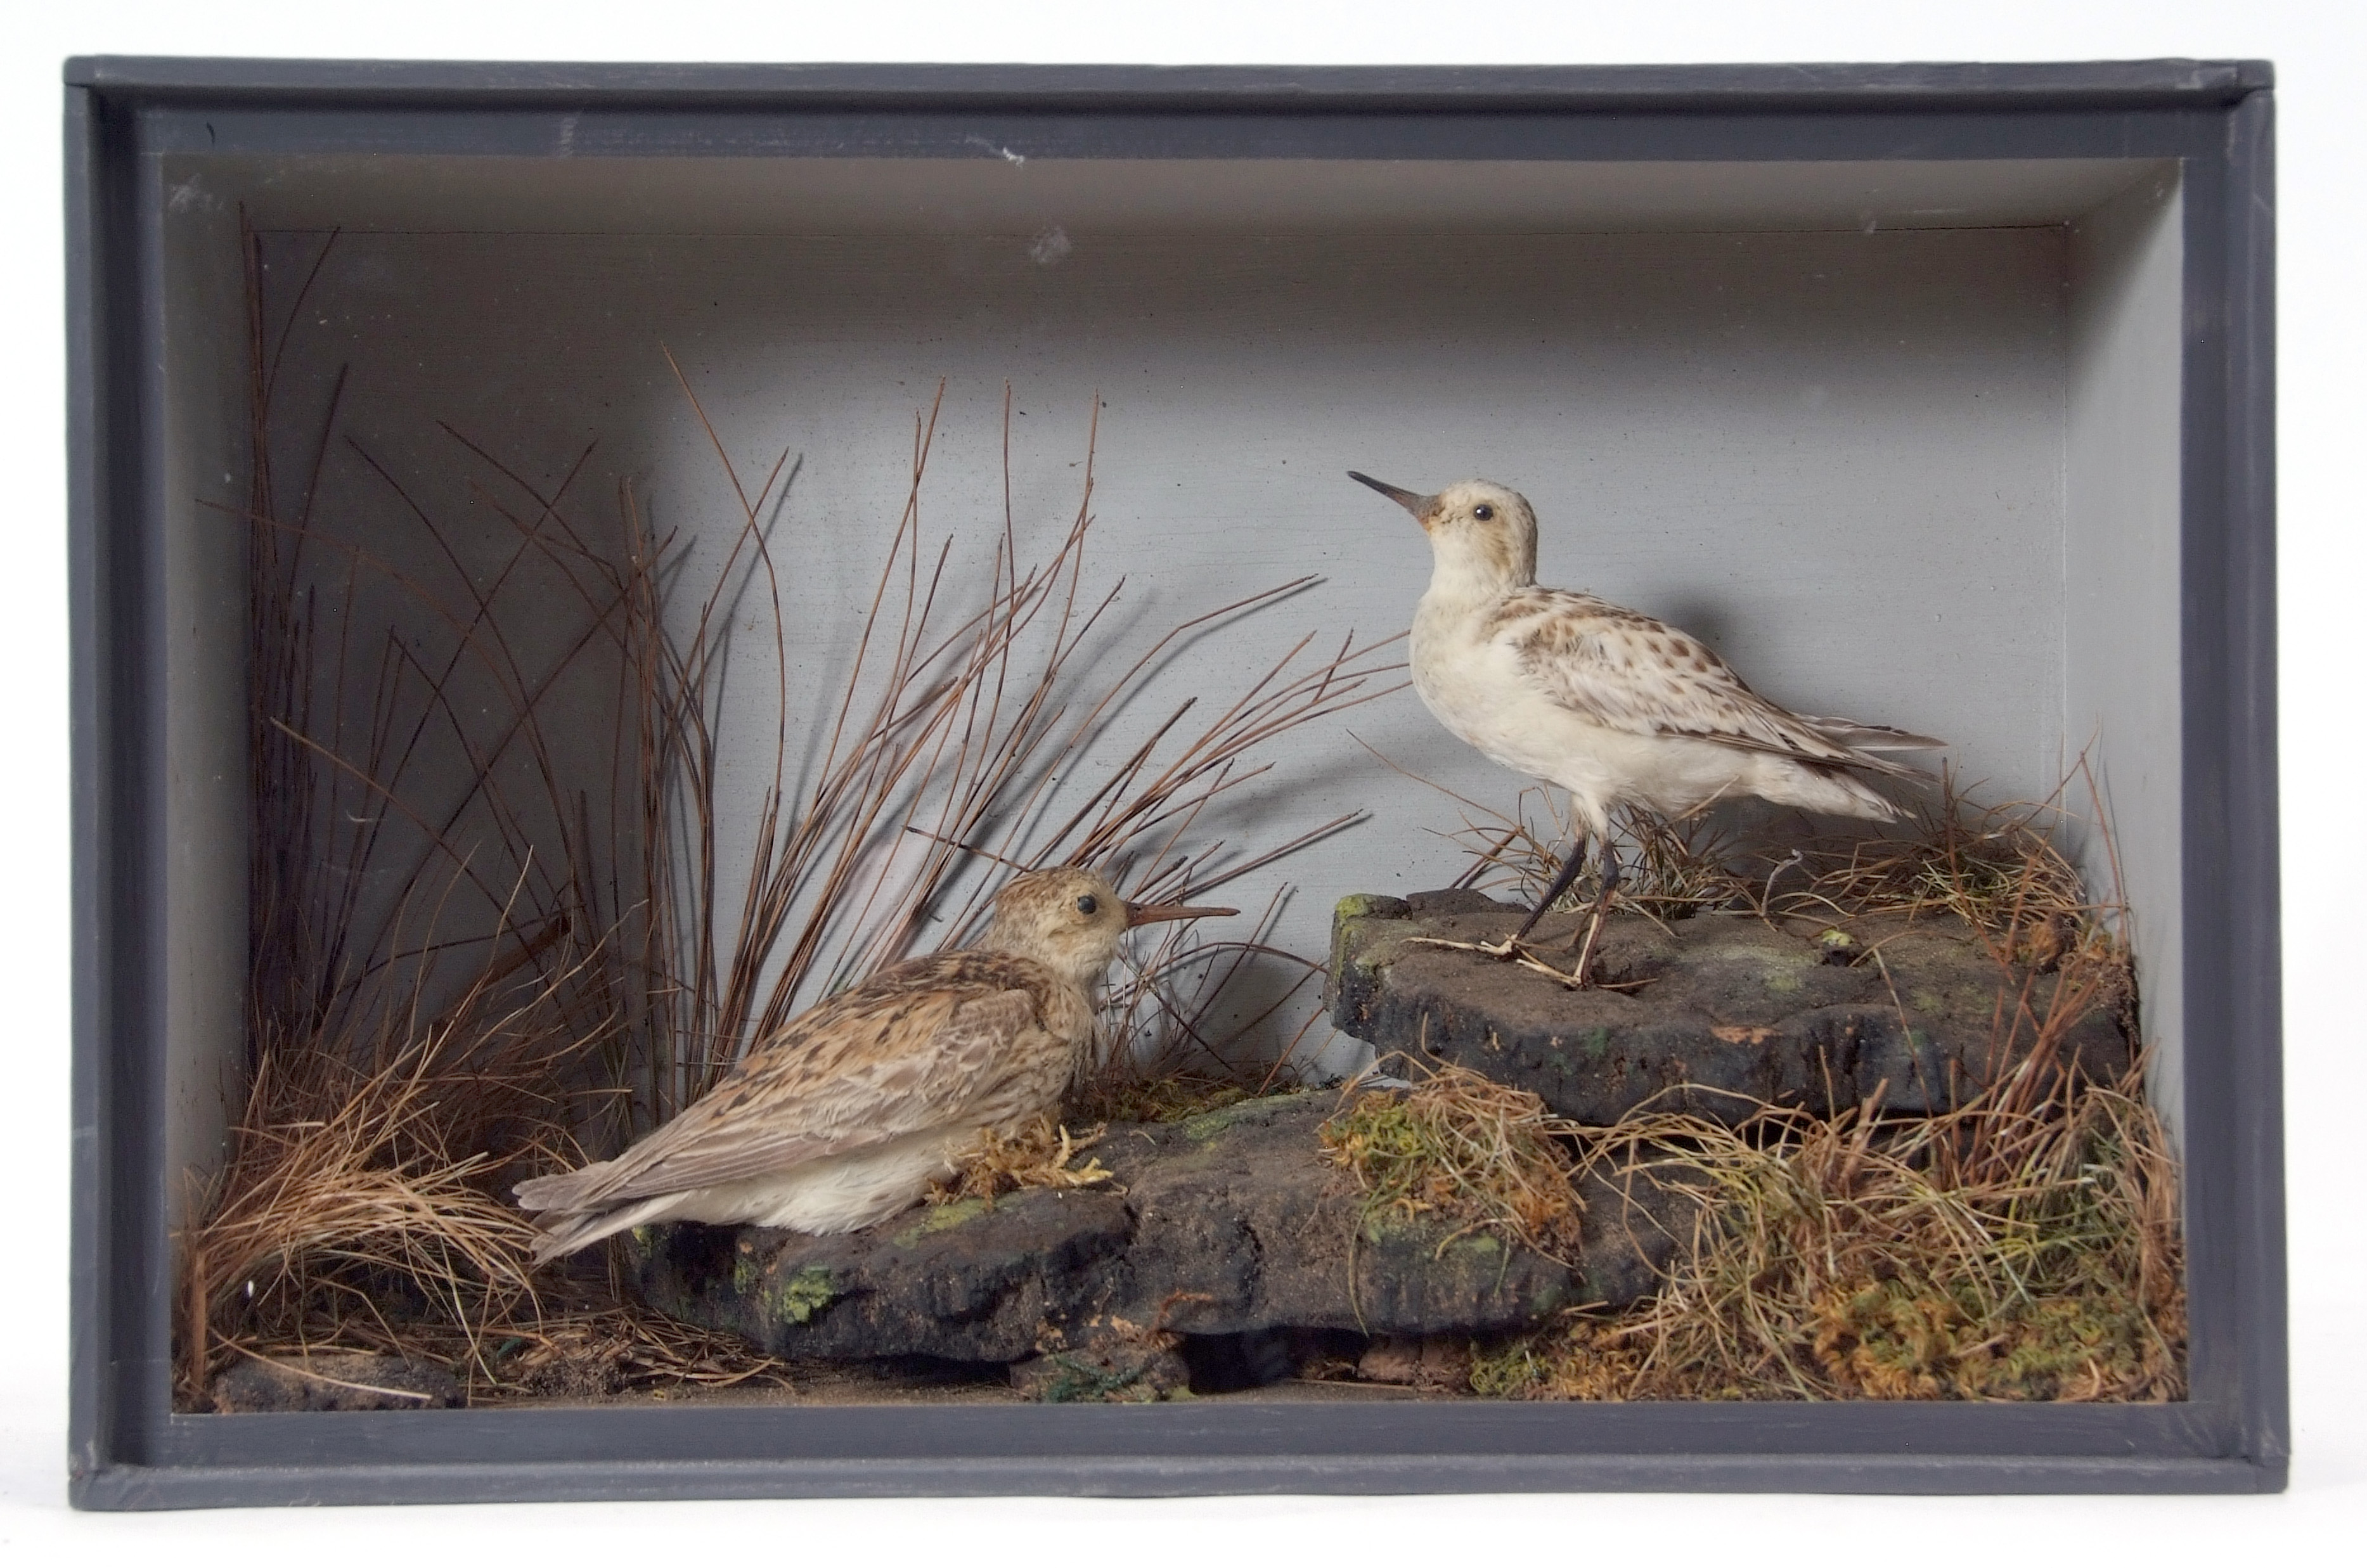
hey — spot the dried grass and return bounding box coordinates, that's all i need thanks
[1320,1057,1586,1265]
[224,1288,803,1404]
[479,1299,797,1402]
[183,219,631,1403]
[1473,1056,2183,1402]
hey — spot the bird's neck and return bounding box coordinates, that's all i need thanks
[1422,550,1531,610]
[983,930,1112,997]
[1024,958,1102,1051]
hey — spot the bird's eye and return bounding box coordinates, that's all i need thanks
[1473,503,1495,521]
[1076,894,1099,916]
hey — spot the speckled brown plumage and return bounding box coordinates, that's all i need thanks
[515,867,1229,1259]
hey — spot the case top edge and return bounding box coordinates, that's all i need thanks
[61,56,2271,108]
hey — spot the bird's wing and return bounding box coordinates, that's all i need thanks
[1492,588,1930,776]
[523,963,1048,1211]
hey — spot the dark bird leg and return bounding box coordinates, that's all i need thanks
[1568,842,1623,987]
[1513,837,1593,943]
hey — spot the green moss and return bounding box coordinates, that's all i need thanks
[771,1266,836,1326]
[1582,1027,1611,1062]
[893,1197,989,1245]
[1086,1078,1252,1125]
[1812,1276,2162,1401]
[1451,1231,1504,1260]
[1367,1217,1507,1260]
[1029,1353,1161,1404]
[1330,894,1406,975]
[1467,1338,1547,1399]
[1333,892,1407,922]
[1178,1096,1275,1142]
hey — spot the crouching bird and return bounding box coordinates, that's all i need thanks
[1348,472,1942,981]
[515,866,1231,1260]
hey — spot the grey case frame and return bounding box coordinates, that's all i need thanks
[65,56,2283,1507]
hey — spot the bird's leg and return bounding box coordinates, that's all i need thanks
[1567,841,1623,987]
[1512,836,1593,944]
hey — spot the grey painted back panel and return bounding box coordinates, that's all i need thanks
[225,217,2074,1081]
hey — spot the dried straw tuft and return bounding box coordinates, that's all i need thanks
[1320,1057,1586,1265]
[927,1117,1117,1206]
[1474,1057,2183,1402]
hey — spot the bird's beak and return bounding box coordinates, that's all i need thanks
[1126,900,1238,928]
[1347,470,1437,529]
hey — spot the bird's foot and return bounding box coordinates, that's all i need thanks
[1420,933,1559,968]
[1529,946,1606,990]
[1405,934,1524,961]
[1565,908,1611,991]
[1406,934,1616,992]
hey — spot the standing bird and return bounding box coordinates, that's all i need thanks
[1348,472,1940,980]
[515,866,1231,1260]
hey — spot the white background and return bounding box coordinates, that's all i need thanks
[3,3,2357,1562]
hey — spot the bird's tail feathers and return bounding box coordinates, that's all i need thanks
[1838,750,1929,781]
[1791,716,1945,783]
[514,1159,616,1214]
[1818,766,1914,821]
[525,1193,681,1264]
[1800,715,1947,754]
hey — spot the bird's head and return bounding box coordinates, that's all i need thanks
[981,866,1234,987]
[1348,473,1538,596]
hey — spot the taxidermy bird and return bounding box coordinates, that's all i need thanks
[515,866,1232,1260]
[1348,472,1941,979]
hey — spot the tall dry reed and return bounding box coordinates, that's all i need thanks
[180,219,1397,1403]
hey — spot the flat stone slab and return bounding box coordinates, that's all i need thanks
[632,1091,1687,1365]
[1327,890,2131,1124]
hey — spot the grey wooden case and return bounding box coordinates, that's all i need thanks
[66,57,2282,1506]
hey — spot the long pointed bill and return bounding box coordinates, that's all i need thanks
[1347,470,1429,518]
[1126,901,1237,928]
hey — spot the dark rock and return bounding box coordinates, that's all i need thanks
[1009,1335,1191,1403]
[632,1093,1691,1367]
[635,1185,1134,1364]
[1096,1091,1672,1335]
[210,1351,461,1412]
[1327,894,2131,1124]
[1178,1327,1353,1393]
[1404,889,1504,916]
